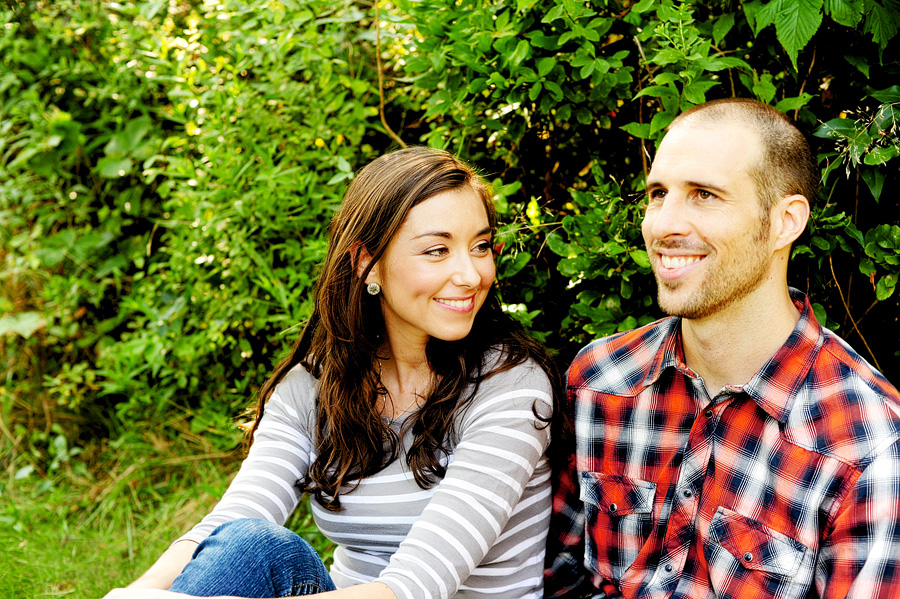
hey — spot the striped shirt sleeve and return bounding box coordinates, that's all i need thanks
[178,367,316,543]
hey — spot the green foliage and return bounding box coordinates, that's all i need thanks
[2,0,899,504]
[2,0,383,464]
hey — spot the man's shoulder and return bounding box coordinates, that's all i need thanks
[784,327,900,467]
[567,316,677,396]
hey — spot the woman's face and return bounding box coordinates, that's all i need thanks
[367,186,495,351]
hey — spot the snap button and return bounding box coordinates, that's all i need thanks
[664,563,673,573]
[743,552,753,562]
[609,503,618,514]
[682,489,692,498]
[705,410,713,418]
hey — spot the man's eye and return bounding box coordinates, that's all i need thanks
[697,190,716,200]
[648,189,666,200]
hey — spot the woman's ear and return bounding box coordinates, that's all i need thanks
[350,242,377,282]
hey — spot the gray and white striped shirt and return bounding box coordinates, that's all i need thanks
[181,357,553,599]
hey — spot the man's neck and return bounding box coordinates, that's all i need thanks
[680,285,801,397]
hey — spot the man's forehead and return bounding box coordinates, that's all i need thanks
[648,122,762,183]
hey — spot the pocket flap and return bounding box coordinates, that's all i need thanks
[580,472,655,516]
[708,506,807,577]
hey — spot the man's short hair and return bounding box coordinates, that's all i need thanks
[668,98,820,210]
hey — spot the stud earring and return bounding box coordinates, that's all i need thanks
[367,282,381,296]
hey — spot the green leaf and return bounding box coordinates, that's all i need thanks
[870,85,900,103]
[775,93,814,112]
[747,0,778,34]
[813,117,856,139]
[825,0,863,27]
[859,257,877,276]
[683,80,718,105]
[98,157,134,178]
[652,72,680,86]
[621,122,652,139]
[863,145,900,165]
[544,80,564,100]
[546,232,572,257]
[630,250,651,269]
[508,39,531,67]
[844,54,870,77]
[861,166,886,202]
[812,302,828,325]
[864,0,900,48]
[634,85,678,101]
[876,274,897,300]
[713,12,736,45]
[632,0,656,13]
[753,74,778,103]
[772,0,824,70]
[0,312,47,339]
[576,108,593,125]
[536,57,555,77]
[649,110,675,136]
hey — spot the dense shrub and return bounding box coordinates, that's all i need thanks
[2,0,898,478]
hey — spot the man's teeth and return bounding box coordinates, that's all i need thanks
[660,255,701,269]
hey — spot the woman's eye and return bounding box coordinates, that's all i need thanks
[473,241,492,254]
[425,247,448,257]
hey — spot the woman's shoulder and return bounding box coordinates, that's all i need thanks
[269,363,318,415]
[467,349,553,412]
[480,346,552,389]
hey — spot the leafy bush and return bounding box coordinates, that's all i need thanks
[2,0,898,483]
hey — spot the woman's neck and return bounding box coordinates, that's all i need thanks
[377,349,433,419]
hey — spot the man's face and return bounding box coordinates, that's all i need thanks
[641,121,775,320]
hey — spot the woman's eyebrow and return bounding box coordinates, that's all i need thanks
[412,226,492,241]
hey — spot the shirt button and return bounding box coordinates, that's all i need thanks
[743,552,753,562]
[609,503,618,514]
[682,489,693,498]
[664,564,673,573]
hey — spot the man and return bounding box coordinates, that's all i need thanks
[544,99,900,599]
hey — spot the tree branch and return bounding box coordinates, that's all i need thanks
[374,0,406,148]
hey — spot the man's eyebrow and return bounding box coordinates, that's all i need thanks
[411,226,492,241]
[685,180,729,195]
[645,180,729,195]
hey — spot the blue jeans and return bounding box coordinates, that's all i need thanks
[170,519,336,597]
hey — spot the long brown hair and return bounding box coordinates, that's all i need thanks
[250,147,561,510]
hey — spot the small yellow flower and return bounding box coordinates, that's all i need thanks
[336,134,345,145]
[839,112,848,119]
[314,138,325,148]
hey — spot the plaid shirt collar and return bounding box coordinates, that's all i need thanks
[643,288,823,424]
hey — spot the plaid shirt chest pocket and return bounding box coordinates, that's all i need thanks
[580,472,656,583]
[705,506,814,598]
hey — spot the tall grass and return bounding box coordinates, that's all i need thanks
[0,414,330,599]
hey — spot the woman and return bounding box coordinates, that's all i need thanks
[103,147,560,599]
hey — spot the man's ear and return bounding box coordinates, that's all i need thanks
[350,242,377,282]
[772,194,810,251]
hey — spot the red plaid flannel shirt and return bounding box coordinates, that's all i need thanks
[544,290,900,599]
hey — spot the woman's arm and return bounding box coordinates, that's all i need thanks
[177,370,317,544]
[102,540,197,596]
[105,367,317,595]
